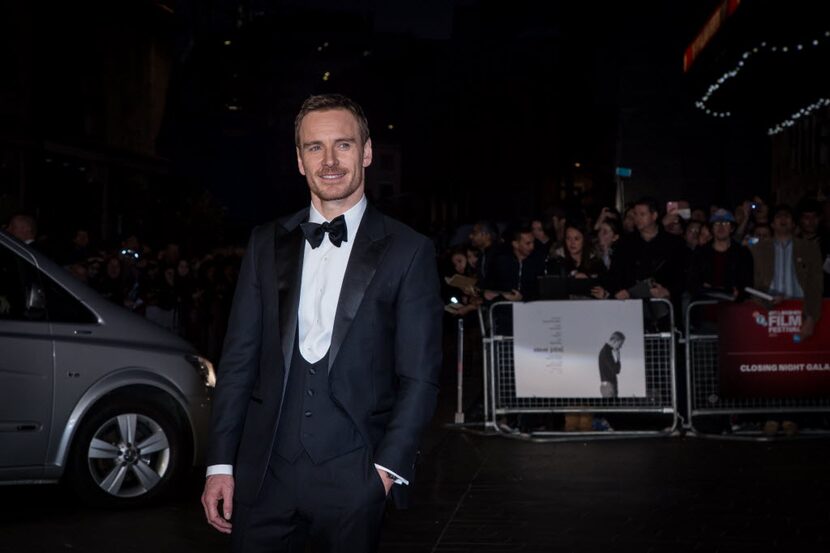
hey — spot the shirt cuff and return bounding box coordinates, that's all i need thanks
[374,463,409,486]
[206,464,234,477]
[208,463,407,485]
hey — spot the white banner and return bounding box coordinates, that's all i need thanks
[513,300,646,398]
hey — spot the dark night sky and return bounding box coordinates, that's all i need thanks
[5,0,825,240]
[160,0,737,229]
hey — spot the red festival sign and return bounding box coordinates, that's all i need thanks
[718,300,830,398]
[683,0,742,73]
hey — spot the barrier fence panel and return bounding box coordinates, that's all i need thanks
[482,299,679,438]
[686,300,830,438]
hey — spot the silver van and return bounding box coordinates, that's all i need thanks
[0,231,213,506]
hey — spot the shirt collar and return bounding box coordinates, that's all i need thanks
[308,195,368,241]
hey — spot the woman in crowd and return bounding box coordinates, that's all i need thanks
[442,246,480,317]
[596,216,622,271]
[547,222,607,299]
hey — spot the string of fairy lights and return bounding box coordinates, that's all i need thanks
[694,29,830,131]
[767,97,830,136]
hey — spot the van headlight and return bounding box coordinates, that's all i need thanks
[186,354,216,388]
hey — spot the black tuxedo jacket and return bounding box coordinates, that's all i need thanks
[206,204,443,508]
[598,343,620,385]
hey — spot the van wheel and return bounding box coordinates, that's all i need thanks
[68,400,183,507]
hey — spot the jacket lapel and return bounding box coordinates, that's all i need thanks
[274,209,308,371]
[328,204,390,372]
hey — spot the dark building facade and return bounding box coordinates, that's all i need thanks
[683,0,830,206]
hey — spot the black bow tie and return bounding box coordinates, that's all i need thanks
[300,215,348,248]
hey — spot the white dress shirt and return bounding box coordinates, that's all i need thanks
[297,197,367,364]
[208,196,406,485]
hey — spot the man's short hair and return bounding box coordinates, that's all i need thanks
[509,226,534,243]
[633,197,660,215]
[610,331,626,342]
[771,204,794,220]
[294,93,370,147]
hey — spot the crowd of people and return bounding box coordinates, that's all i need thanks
[434,194,829,435]
[440,195,829,340]
[4,193,830,361]
[2,213,242,362]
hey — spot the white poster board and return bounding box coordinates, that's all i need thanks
[513,300,647,398]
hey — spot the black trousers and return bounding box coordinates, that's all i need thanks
[231,447,387,553]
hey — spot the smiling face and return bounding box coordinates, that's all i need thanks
[296,109,372,212]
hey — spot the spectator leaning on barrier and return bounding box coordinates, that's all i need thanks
[441,246,480,318]
[606,197,685,303]
[687,209,754,300]
[482,226,544,303]
[750,204,823,339]
[546,222,607,299]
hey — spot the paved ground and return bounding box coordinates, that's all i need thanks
[2,369,829,552]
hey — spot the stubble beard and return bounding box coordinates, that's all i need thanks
[309,170,364,205]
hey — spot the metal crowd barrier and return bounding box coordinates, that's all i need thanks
[481,299,679,440]
[685,300,830,439]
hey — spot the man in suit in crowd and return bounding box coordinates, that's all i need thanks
[598,331,625,398]
[201,93,443,552]
[750,204,823,339]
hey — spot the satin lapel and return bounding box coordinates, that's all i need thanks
[328,208,389,372]
[274,217,307,371]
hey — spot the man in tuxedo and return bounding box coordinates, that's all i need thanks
[598,331,625,398]
[201,94,443,552]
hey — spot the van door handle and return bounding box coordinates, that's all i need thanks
[74,329,93,335]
